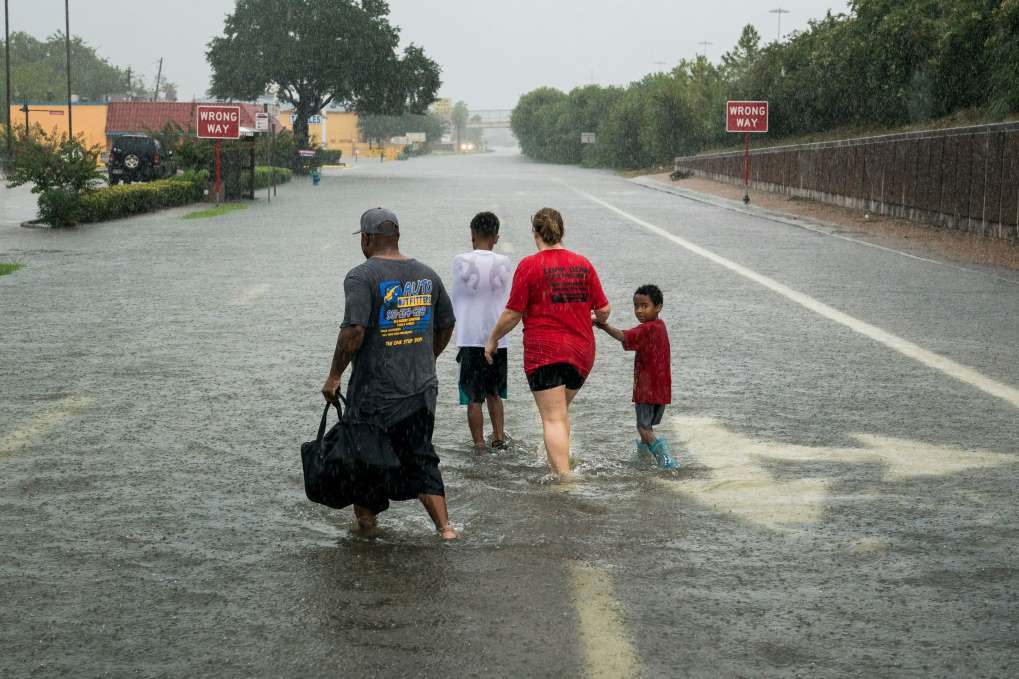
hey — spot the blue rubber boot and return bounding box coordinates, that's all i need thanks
[650,438,679,470]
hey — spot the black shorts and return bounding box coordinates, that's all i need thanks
[357,407,445,515]
[457,347,508,405]
[635,404,667,430]
[526,363,586,392]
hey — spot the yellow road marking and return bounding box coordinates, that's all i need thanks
[568,562,640,679]
[0,395,93,459]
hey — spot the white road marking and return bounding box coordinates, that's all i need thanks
[631,178,1019,288]
[570,187,1019,411]
[230,284,269,306]
[0,396,93,459]
[660,415,1013,530]
[567,562,640,679]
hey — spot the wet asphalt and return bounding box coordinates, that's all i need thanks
[1,150,1017,678]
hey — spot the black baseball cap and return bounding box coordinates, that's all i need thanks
[354,207,400,235]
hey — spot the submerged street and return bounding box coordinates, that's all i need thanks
[2,150,1017,678]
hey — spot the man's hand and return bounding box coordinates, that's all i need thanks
[321,373,342,404]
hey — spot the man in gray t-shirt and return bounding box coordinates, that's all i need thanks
[322,207,457,540]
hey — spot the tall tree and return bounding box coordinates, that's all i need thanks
[207,0,441,149]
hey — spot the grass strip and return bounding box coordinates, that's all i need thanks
[183,203,249,220]
[0,262,25,277]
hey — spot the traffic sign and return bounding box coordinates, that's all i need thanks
[726,101,769,133]
[255,112,270,132]
[298,149,316,158]
[196,105,241,139]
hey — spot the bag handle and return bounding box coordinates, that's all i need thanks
[317,392,348,442]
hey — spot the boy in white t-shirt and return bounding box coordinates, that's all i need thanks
[452,212,513,451]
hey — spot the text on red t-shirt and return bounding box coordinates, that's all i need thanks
[506,249,609,377]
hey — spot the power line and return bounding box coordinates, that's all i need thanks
[769,7,790,42]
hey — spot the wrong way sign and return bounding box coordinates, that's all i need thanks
[726,100,769,133]
[196,104,241,139]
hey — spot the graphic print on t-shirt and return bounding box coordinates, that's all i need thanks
[544,266,590,304]
[379,278,433,348]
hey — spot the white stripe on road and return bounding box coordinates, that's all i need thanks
[567,562,640,679]
[570,187,1019,411]
[0,396,93,459]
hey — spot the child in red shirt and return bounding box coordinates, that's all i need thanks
[595,284,677,469]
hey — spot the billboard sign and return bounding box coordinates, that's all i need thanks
[197,105,241,139]
[580,132,596,144]
[726,101,769,133]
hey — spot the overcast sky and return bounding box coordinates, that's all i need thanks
[9,0,850,109]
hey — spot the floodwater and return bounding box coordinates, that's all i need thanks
[1,149,1017,677]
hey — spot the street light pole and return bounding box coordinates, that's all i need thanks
[5,0,12,160]
[64,0,73,138]
[769,7,790,42]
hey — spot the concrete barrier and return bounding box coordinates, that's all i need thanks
[675,122,1019,241]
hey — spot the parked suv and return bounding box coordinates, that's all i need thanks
[107,135,176,184]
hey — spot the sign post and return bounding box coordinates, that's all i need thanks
[196,104,242,203]
[725,100,769,205]
[260,107,271,204]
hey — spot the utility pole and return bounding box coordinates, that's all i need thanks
[152,57,163,102]
[126,67,132,99]
[5,0,12,161]
[770,7,790,42]
[64,0,73,138]
[697,41,713,58]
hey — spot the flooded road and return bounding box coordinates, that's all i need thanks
[2,150,1017,678]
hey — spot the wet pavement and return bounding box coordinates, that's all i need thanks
[1,150,1017,678]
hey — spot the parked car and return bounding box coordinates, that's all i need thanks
[107,135,176,184]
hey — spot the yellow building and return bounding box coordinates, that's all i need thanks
[6,103,108,149]
[275,109,404,161]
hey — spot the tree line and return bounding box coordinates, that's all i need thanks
[1,32,177,103]
[512,0,1019,169]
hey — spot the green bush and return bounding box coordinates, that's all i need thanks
[38,188,84,227]
[253,166,292,190]
[315,149,343,165]
[74,173,207,224]
[4,128,105,195]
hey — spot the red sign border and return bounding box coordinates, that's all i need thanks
[196,104,242,140]
[726,100,769,134]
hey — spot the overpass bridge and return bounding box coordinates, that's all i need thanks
[466,109,513,129]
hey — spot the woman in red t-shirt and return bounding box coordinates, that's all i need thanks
[484,208,611,476]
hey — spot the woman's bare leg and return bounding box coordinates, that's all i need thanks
[533,386,571,475]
